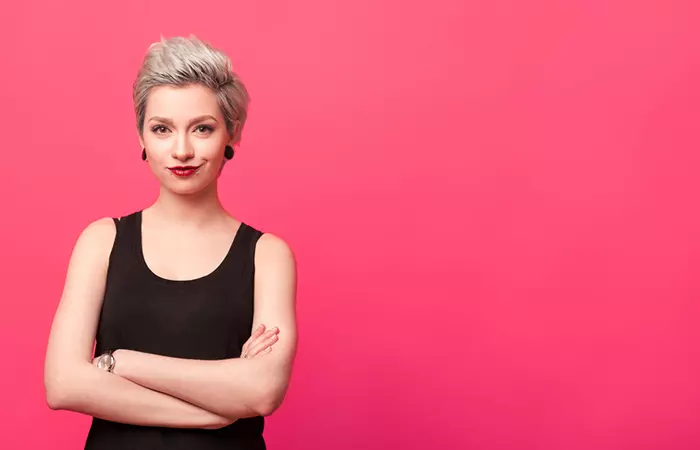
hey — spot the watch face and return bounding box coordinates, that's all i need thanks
[97,354,114,371]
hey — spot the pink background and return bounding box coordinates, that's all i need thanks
[1,0,699,449]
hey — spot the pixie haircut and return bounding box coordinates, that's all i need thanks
[133,35,250,143]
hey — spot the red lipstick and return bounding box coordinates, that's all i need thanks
[168,165,201,177]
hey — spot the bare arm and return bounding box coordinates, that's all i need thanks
[44,218,232,429]
[112,233,298,419]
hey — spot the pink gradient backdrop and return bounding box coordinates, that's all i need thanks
[1,0,699,449]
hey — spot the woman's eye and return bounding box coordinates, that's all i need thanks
[152,125,169,134]
[195,125,213,133]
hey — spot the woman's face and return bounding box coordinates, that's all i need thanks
[140,83,234,195]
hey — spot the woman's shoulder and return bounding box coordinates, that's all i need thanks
[77,208,141,246]
[81,216,118,237]
[237,218,289,252]
[110,209,142,222]
[254,232,295,267]
[235,217,294,266]
[68,217,120,268]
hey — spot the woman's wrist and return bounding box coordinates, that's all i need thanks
[111,349,130,377]
[93,349,128,376]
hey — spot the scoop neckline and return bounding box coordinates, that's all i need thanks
[136,210,246,285]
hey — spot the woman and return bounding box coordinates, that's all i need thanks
[43,36,297,449]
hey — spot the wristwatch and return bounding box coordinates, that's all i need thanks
[96,350,116,373]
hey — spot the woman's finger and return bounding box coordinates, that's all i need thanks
[248,328,279,349]
[248,332,279,357]
[246,324,266,348]
[241,325,266,356]
[241,337,251,355]
[251,324,266,339]
[248,338,277,358]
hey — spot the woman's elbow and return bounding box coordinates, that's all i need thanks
[44,364,87,410]
[45,377,69,410]
[255,399,279,417]
[255,398,277,417]
[256,382,289,416]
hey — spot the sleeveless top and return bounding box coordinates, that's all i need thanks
[84,210,266,450]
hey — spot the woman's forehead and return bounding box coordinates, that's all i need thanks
[146,84,222,119]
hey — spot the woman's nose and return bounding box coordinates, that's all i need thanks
[172,139,195,161]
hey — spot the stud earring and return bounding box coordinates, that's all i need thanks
[224,145,234,160]
[141,148,147,161]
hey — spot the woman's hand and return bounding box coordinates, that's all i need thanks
[88,323,280,366]
[240,324,279,359]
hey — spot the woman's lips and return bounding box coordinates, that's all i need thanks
[168,165,202,177]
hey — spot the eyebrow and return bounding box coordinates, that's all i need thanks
[147,115,218,127]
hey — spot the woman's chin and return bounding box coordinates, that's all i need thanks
[162,179,214,196]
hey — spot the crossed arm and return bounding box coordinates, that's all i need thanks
[44,218,297,429]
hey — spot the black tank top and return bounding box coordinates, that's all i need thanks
[84,210,266,450]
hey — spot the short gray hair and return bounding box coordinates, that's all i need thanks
[133,35,250,143]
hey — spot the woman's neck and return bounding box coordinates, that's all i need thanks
[149,183,229,227]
